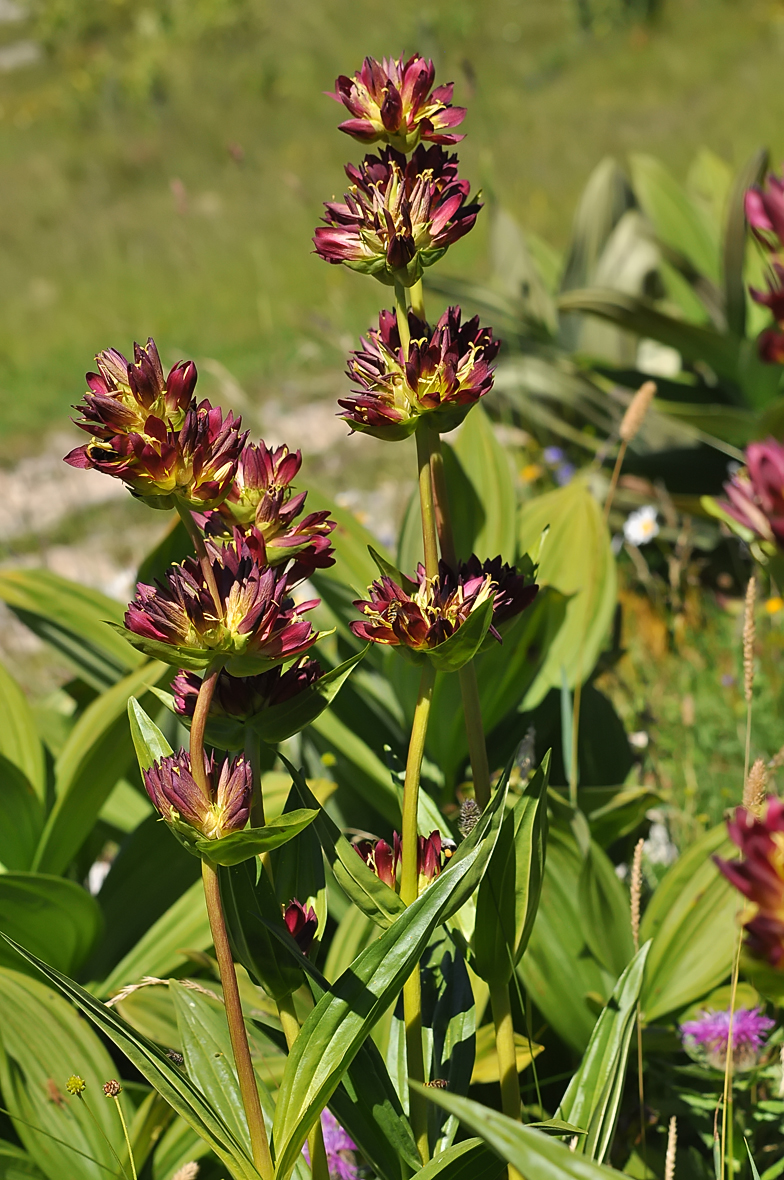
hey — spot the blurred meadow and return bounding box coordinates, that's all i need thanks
[3,0,784,828]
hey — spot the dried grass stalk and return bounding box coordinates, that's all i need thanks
[620,381,657,443]
[631,837,644,953]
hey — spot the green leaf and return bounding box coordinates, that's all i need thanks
[87,814,201,982]
[286,765,405,929]
[0,966,126,1180]
[0,756,43,871]
[560,158,635,297]
[1,939,264,1180]
[106,623,214,671]
[221,858,307,1002]
[195,809,317,866]
[413,1137,505,1180]
[425,597,495,674]
[0,1141,46,1179]
[640,824,737,1023]
[34,661,170,874]
[473,754,550,986]
[271,775,509,1180]
[136,518,192,587]
[723,148,768,338]
[150,1115,211,1180]
[518,477,616,705]
[128,696,173,768]
[306,488,391,592]
[98,880,211,997]
[309,710,404,827]
[0,874,102,978]
[578,842,634,979]
[0,660,45,801]
[519,829,615,1052]
[271,781,327,939]
[417,1085,629,1178]
[630,153,720,284]
[0,569,143,690]
[452,405,517,564]
[557,288,742,383]
[557,944,650,1163]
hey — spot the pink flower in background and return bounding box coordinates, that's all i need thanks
[715,796,784,967]
[303,1110,359,1180]
[719,439,784,547]
[680,1007,774,1071]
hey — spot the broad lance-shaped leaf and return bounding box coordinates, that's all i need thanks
[413,1138,505,1180]
[0,874,102,978]
[0,936,264,1180]
[271,772,509,1180]
[128,695,173,767]
[222,859,307,1002]
[557,942,650,1164]
[285,762,406,929]
[578,842,634,979]
[0,659,45,801]
[473,753,550,987]
[416,1084,631,1179]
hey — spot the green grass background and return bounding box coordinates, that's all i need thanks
[0,0,783,456]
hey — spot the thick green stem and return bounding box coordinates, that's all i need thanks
[430,434,492,809]
[278,993,329,1180]
[490,982,523,1180]
[400,662,436,1164]
[190,661,220,796]
[409,279,426,320]
[415,424,440,579]
[395,280,411,352]
[202,859,273,1180]
[244,727,265,829]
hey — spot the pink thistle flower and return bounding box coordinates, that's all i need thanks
[680,1006,774,1071]
[718,439,784,547]
[715,796,784,967]
[284,899,319,954]
[199,441,335,574]
[341,306,499,440]
[124,528,321,674]
[143,749,251,840]
[314,145,480,287]
[330,54,465,153]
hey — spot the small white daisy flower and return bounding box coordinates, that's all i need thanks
[623,505,659,546]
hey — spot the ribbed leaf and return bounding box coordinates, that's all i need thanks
[557,944,650,1162]
[0,874,102,978]
[271,775,509,1180]
[630,153,720,284]
[0,660,44,800]
[0,756,43,871]
[578,843,634,979]
[723,148,768,337]
[414,1137,505,1180]
[194,810,318,866]
[1,938,263,1180]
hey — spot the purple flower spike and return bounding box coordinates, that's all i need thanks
[680,1006,774,1071]
[314,145,481,288]
[330,54,466,153]
[124,528,321,674]
[341,306,499,440]
[143,750,251,841]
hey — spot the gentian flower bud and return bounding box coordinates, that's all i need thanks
[172,658,323,721]
[314,145,480,287]
[66,402,247,511]
[355,834,400,888]
[719,439,784,548]
[350,558,537,666]
[341,307,499,440]
[200,441,335,572]
[354,830,451,895]
[680,1007,774,1071]
[143,749,251,842]
[330,55,465,152]
[715,796,784,967]
[123,528,321,674]
[67,338,198,443]
[283,899,319,953]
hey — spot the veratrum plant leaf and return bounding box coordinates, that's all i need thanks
[0,966,126,1180]
[0,756,43,871]
[413,1137,505,1180]
[452,405,517,564]
[271,774,509,1180]
[34,661,170,875]
[473,753,550,987]
[630,154,720,284]
[0,874,102,977]
[557,943,650,1163]
[578,842,635,979]
[271,780,327,939]
[286,767,405,929]
[416,1084,630,1178]
[640,824,737,1022]
[0,1141,45,1179]
[0,568,144,691]
[1,937,264,1180]
[221,859,306,1002]
[0,661,45,801]
[518,476,616,706]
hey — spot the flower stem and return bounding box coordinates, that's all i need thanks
[190,661,221,798]
[430,434,492,809]
[400,661,436,1165]
[489,982,523,1180]
[110,1095,138,1180]
[394,280,411,352]
[415,423,440,580]
[202,858,273,1180]
[175,500,222,612]
[602,440,628,524]
[75,1094,131,1180]
[409,279,426,320]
